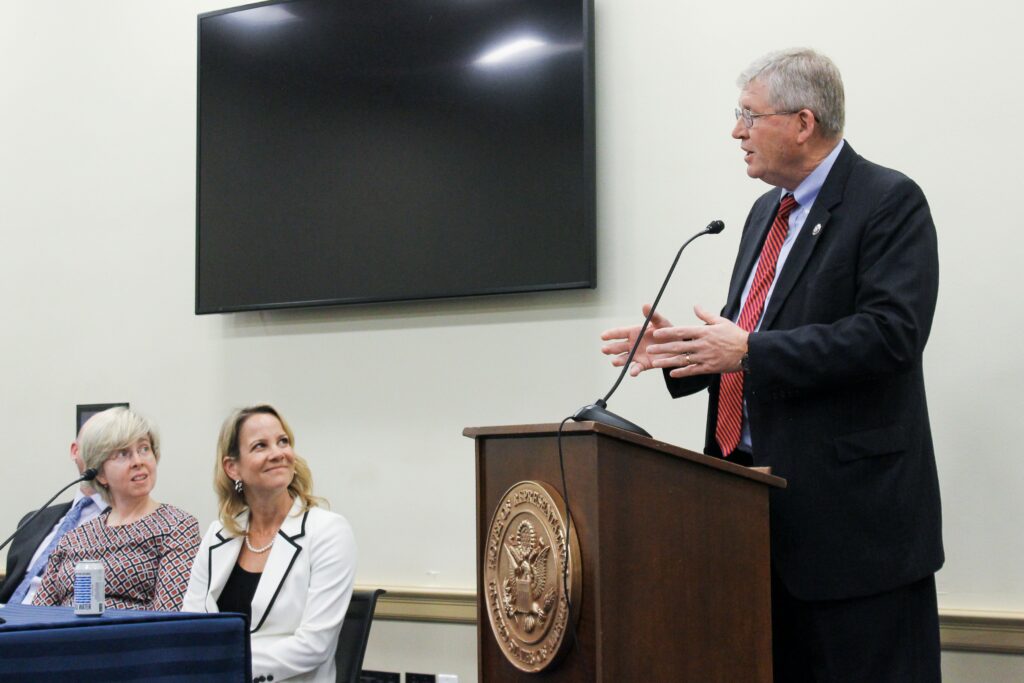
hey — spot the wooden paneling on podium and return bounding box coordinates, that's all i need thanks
[464,421,786,682]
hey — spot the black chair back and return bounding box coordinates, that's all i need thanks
[335,588,385,683]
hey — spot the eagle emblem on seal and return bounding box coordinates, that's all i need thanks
[502,519,558,634]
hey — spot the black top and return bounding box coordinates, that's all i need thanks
[217,563,261,620]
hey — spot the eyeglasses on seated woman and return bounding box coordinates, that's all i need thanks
[33,406,200,611]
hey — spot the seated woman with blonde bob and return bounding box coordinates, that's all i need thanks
[33,407,200,610]
[182,404,357,683]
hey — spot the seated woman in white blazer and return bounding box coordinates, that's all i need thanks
[183,404,357,683]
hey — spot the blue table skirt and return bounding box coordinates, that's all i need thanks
[0,603,250,682]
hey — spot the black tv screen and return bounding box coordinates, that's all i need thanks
[196,0,595,313]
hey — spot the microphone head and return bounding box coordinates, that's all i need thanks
[706,220,725,234]
[82,468,99,481]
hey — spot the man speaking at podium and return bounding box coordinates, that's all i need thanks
[601,48,943,681]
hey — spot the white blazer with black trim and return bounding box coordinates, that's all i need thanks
[182,498,357,683]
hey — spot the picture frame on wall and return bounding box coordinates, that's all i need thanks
[75,402,129,434]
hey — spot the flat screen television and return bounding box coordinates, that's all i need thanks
[196,0,595,314]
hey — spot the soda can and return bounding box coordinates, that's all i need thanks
[74,560,105,616]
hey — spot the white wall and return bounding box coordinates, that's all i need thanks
[1,0,1022,679]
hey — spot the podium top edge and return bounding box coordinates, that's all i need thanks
[463,421,786,489]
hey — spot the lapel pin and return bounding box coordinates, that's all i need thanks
[811,223,822,236]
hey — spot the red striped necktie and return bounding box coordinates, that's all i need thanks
[715,193,798,457]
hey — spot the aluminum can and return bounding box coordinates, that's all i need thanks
[73,559,105,615]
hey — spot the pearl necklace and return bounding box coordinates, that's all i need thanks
[244,533,275,554]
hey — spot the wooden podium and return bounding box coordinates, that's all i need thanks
[465,421,786,682]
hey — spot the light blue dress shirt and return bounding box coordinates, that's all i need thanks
[12,489,108,604]
[736,140,845,453]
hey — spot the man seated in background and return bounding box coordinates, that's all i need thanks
[0,415,108,604]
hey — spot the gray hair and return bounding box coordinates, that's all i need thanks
[738,48,845,139]
[79,407,161,502]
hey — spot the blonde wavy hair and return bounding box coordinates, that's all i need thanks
[215,404,322,536]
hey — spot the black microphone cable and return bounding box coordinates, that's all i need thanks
[556,219,726,652]
[555,415,579,654]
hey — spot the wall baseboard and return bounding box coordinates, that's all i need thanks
[362,586,1024,655]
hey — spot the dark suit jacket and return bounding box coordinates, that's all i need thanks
[667,142,943,601]
[0,502,72,603]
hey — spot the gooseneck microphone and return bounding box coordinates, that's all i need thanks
[573,219,725,437]
[0,468,99,554]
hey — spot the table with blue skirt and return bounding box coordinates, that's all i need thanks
[0,603,250,682]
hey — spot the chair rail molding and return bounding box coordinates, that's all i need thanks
[360,586,1024,655]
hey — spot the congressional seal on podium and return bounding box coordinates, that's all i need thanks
[484,480,582,673]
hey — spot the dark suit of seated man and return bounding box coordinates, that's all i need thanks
[601,48,942,682]
[0,418,108,605]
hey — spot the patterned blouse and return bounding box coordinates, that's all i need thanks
[33,503,200,612]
